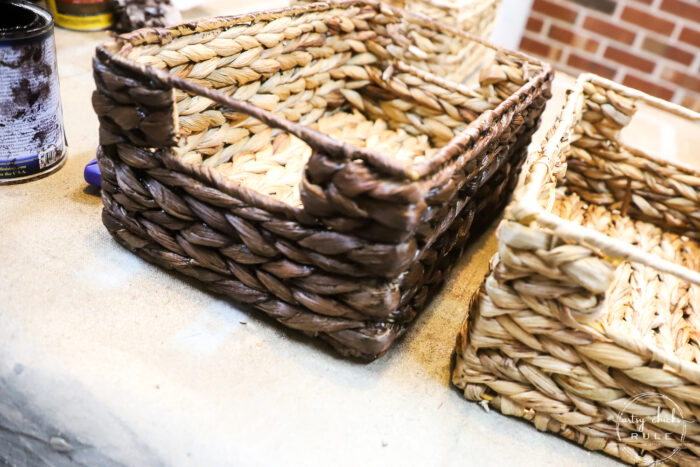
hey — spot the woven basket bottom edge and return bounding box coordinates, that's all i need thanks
[450,375,689,466]
[100,149,525,360]
[101,183,511,360]
[452,188,700,465]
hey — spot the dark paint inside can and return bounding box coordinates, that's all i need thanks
[0,2,46,34]
[0,0,67,184]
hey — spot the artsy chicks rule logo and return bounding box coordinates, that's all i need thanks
[614,392,688,464]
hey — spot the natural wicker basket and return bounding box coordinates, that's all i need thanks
[398,0,500,80]
[92,0,552,360]
[453,73,700,464]
[397,0,499,32]
[296,0,502,82]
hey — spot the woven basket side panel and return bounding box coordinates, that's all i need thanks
[116,4,542,226]
[404,0,500,80]
[407,0,500,29]
[90,44,544,321]
[304,92,546,280]
[92,2,552,359]
[283,2,498,83]
[170,82,548,283]
[92,55,177,149]
[168,61,482,181]
[96,139,398,356]
[563,80,700,240]
[453,326,696,465]
[301,60,550,244]
[452,220,700,465]
[91,53,389,358]
[91,51,533,356]
[112,1,551,276]
[124,4,487,90]
[170,60,549,279]
[166,60,488,173]
[95,134,527,360]
[505,78,585,223]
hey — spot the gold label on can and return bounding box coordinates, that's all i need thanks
[47,0,114,31]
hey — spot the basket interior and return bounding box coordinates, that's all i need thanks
[119,4,535,206]
[556,78,700,363]
[553,189,700,362]
[564,78,700,238]
[619,100,700,170]
[409,0,500,26]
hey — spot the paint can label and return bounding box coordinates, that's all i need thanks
[47,0,114,31]
[0,31,66,182]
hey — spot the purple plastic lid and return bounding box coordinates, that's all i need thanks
[84,158,101,187]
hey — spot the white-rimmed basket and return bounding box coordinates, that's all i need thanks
[453,73,700,466]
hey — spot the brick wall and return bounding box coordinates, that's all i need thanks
[520,0,700,111]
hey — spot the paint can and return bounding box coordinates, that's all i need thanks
[27,0,50,10]
[47,0,114,31]
[0,0,67,184]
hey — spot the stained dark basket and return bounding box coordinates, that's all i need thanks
[92,0,553,360]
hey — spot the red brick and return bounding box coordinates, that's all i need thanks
[621,6,675,34]
[526,16,544,33]
[681,94,700,112]
[532,0,578,23]
[661,67,700,93]
[623,73,675,100]
[567,52,616,79]
[660,0,700,24]
[569,0,616,14]
[642,36,694,65]
[583,15,636,44]
[549,24,600,53]
[519,34,563,61]
[604,46,656,72]
[679,26,700,48]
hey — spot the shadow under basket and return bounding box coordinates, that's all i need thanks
[453,73,700,464]
[92,0,552,360]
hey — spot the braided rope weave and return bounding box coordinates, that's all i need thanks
[296,0,501,82]
[92,0,551,360]
[453,73,700,463]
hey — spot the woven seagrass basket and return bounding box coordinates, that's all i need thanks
[396,0,500,80]
[453,73,700,465]
[296,0,502,82]
[92,0,552,360]
[396,0,500,32]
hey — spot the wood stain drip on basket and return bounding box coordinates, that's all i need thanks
[0,0,67,184]
[47,0,114,31]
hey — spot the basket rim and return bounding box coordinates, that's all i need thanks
[95,0,552,183]
[511,72,700,284]
[505,71,700,382]
[405,0,500,14]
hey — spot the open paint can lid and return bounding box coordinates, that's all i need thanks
[0,0,54,41]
